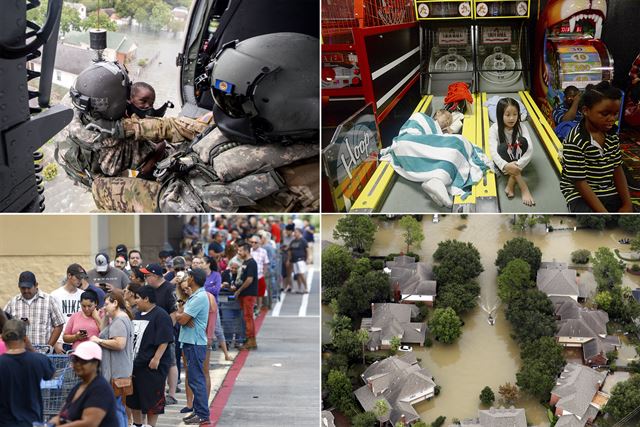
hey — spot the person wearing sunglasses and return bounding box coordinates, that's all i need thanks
[49,341,118,426]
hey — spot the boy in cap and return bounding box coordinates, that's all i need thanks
[0,319,55,427]
[87,252,129,292]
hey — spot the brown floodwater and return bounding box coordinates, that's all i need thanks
[322,214,640,426]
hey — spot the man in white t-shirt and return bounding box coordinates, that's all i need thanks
[51,264,85,351]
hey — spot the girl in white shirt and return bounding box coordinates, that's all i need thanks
[488,97,535,206]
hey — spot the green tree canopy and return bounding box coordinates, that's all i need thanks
[373,399,390,425]
[333,216,377,254]
[433,240,484,286]
[332,328,363,361]
[437,281,480,315]
[352,411,378,427]
[322,245,353,298]
[631,233,640,253]
[326,369,357,416]
[497,258,534,303]
[495,237,542,280]
[618,215,640,234]
[429,307,463,344]
[479,386,495,406]
[604,374,640,420]
[516,337,565,400]
[576,215,612,230]
[390,336,401,354]
[505,289,556,345]
[398,215,424,253]
[570,249,591,264]
[592,247,624,292]
[335,261,391,318]
[82,11,118,32]
[28,0,83,35]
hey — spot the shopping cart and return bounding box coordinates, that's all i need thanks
[34,345,80,421]
[218,291,245,348]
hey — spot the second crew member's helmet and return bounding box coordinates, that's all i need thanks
[70,61,131,120]
[210,32,318,144]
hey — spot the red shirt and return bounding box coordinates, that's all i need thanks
[271,223,281,243]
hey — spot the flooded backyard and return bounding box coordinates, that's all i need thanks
[322,215,640,426]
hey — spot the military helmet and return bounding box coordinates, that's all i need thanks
[70,61,131,120]
[210,32,318,144]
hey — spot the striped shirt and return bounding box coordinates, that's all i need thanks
[560,122,622,203]
[3,291,66,346]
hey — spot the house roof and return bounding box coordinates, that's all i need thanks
[478,407,527,427]
[555,415,587,427]
[62,31,137,54]
[356,354,435,425]
[321,411,336,427]
[386,256,437,297]
[550,296,582,319]
[582,336,621,362]
[552,363,606,420]
[361,303,427,346]
[456,407,527,427]
[537,262,579,297]
[403,322,427,344]
[32,43,95,75]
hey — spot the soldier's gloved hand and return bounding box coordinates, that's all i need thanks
[85,119,125,139]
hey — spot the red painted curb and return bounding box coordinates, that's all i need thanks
[208,309,268,426]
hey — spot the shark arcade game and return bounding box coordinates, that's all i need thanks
[474,0,568,212]
[532,0,613,125]
[351,0,487,213]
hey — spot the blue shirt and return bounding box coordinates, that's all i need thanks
[553,103,583,125]
[178,287,209,346]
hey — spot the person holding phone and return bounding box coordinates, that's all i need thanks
[63,291,103,350]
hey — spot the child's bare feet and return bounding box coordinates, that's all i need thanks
[504,176,516,199]
[515,176,535,206]
[521,188,535,206]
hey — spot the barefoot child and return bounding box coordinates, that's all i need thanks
[560,81,633,212]
[488,97,535,206]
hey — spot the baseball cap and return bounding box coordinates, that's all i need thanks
[172,256,186,269]
[188,268,207,286]
[140,263,163,276]
[1,319,26,342]
[95,253,109,273]
[131,267,145,281]
[18,271,36,288]
[71,341,102,361]
[115,244,128,256]
[67,263,87,279]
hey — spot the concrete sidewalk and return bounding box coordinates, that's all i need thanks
[214,315,320,426]
[156,248,320,427]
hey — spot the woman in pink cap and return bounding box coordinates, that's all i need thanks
[48,341,119,426]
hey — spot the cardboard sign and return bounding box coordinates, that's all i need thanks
[322,103,381,211]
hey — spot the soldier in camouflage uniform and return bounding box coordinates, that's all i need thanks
[66,111,209,177]
[63,32,319,213]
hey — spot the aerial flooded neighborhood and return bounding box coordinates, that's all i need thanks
[321,215,640,427]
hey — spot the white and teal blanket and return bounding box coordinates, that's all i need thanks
[380,113,492,207]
